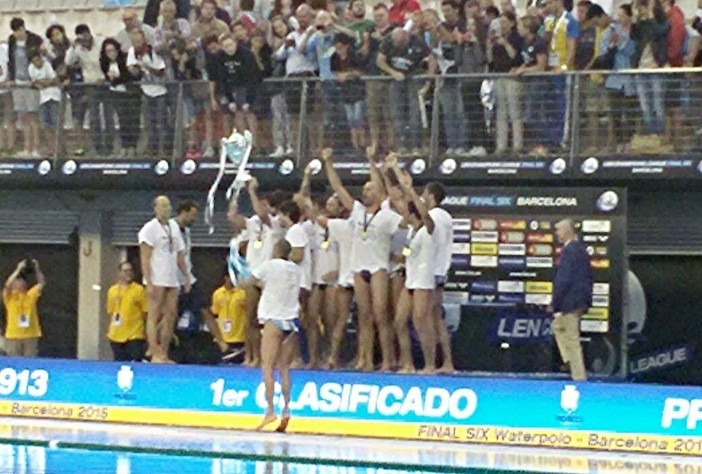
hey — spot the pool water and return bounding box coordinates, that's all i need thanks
[0,443,492,474]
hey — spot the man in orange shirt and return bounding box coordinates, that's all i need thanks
[3,259,46,357]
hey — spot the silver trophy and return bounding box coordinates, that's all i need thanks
[205,129,254,233]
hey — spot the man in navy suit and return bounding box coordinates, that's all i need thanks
[551,219,593,381]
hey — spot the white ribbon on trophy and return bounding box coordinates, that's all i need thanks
[204,129,253,234]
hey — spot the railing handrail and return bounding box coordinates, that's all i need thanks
[17,66,697,89]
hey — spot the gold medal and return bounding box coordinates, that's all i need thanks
[253,240,263,250]
[402,246,412,257]
[361,230,368,240]
[320,241,330,250]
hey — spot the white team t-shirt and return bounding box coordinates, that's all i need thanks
[350,201,403,273]
[244,215,284,273]
[138,218,186,288]
[429,207,454,277]
[286,221,312,290]
[311,222,339,285]
[253,258,301,321]
[28,61,61,104]
[404,225,436,290]
[328,218,354,287]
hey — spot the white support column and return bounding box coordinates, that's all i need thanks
[77,211,121,361]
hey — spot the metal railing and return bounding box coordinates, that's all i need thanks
[4,68,699,167]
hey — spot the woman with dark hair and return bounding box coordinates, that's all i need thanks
[100,38,140,157]
[45,24,71,83]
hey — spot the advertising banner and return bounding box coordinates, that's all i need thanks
[441,187,626,375]
[574,155,702,179]
[0,358,700,456]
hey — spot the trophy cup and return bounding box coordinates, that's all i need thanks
[204,129,253,234]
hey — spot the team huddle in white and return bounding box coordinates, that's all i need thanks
[139,147,455,430]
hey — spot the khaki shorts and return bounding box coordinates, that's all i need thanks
[583,79,609,115]
[12,87,40,113]
[5,337,39,357]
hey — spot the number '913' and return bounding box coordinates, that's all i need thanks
[0,368,48,397]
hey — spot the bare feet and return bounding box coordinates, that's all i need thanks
[436,364,455,375]
[290,358,305,369]
[397,365,416,374]
[325,357,338,370]
[354,356,373,372]
[256,412,278,431]
[419,367,437,375]
[379,364,394,373]
[276,412,291,433]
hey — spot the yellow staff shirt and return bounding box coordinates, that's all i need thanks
[549,11,580,69]
[211,286,246,344]
[106,282,148,343]
[3,285,42,339]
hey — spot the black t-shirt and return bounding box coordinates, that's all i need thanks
[379,34,431,75]
[490,30,523,72]
[331,51,365,104]
[520,37,548,67]
[575,26,597,70]
[362,25,394,75]
[211,46,260,103]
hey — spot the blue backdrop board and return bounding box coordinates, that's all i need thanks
[0,358,700,455]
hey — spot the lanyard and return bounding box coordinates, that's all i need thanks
[161,223,173,252]
[405,226,417,247]
[17,291,30,314]
[363,209,380,234]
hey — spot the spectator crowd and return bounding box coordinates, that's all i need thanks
[0,0,699,159]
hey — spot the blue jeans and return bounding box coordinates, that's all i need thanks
[390,78,422,149]
[523,77,548,143]
[635,74,665,135]
[143,94,170,155]
[545,75,566,148]
[439,78,467,150]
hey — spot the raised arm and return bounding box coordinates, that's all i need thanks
[4,260,26,293]
[389,157,434,234]
[247,177,272,227]
[33,260,46,290]
[299,161,313,197]
[365,145,384,188]
[321,148,355,211]
[227,199,248,232]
